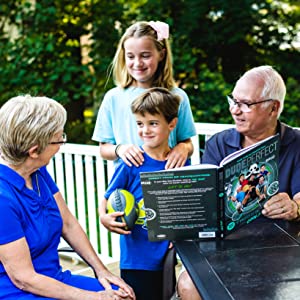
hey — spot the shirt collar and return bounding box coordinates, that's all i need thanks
[0,164,40,193]
[279,121,297,147]
[224,121,294,149]
[0,164,26,191]
[223,128,241,150]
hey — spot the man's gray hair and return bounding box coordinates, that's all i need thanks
[239,65,286,117]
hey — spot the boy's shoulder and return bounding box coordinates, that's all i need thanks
[142,153,167,171]
[115,152,167,173]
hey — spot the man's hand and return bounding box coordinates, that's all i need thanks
[262,192,298,220]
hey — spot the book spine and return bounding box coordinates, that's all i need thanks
[218,167,225,238]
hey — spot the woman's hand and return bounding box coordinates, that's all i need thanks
[96,269,136,300]
[97,289,133,300]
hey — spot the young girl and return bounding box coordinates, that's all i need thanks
[99,87,190,300]
[92,20,196,169]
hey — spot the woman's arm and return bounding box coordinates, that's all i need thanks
[0,237,122,300]
[54,192,135,298]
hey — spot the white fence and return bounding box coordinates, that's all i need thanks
[49,122,235,264]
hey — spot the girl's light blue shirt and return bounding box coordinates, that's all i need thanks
[92,86,196,147]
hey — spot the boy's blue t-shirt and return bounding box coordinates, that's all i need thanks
[105,151,190,271]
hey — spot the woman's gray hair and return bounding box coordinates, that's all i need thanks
[239,65,286,117]
[0,95,67,165]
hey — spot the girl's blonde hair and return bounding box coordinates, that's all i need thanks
[112,21,176,90]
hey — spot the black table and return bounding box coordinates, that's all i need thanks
[174,218,300,300]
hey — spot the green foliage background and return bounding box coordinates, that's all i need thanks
[0,0,299,144]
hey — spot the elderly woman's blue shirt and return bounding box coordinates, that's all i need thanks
[0,165,62,295]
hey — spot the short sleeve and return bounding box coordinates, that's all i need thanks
[92,89,115,144]
[168,88,196,148]
[104,162,130,199]
[40,166,59,195]
[0,188,24,244]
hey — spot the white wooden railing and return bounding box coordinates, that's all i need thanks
[49,122,236,264]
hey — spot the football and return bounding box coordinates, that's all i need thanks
[107,189,138,230]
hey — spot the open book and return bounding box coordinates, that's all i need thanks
[140,134,280,241]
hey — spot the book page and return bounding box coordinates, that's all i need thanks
[220,135,278,166]
[152,164,219,172]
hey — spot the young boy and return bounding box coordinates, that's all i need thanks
[99,87,190,300]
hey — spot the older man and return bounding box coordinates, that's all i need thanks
[176,65,300,300]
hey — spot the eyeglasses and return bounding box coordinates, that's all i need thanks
[227,94,274,112]
[49,132,67,145]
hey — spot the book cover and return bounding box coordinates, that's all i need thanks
[220,134,279,237]
[140,134,279,241]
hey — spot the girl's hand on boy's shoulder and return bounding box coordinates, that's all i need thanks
[165,145,188,169]
[118,144,144,167]
[165,140,193,169]
[100,212,132,235]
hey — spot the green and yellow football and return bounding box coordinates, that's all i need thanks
[107,189,138,230]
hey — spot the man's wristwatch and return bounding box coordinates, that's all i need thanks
[294,201,300,221]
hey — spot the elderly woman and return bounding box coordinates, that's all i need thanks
[0,95,135,300]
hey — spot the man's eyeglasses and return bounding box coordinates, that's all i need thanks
[227,94,274,113]
[49,132,67,145]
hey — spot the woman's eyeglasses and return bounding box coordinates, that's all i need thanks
[49,133,67,145]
